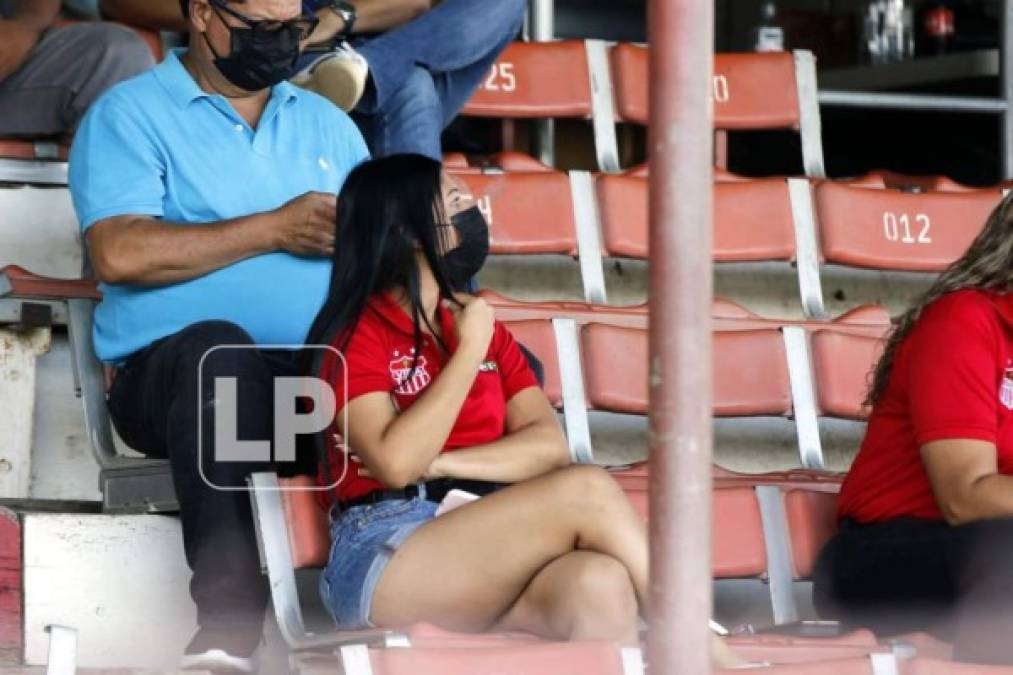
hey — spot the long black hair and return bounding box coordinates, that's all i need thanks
[304,154,462,376]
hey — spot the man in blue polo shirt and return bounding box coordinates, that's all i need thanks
[68,0,367,670]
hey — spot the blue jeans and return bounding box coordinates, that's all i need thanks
[301,0,525,160]
[321,491,439,629]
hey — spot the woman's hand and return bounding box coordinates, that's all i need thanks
[449,294,494,358]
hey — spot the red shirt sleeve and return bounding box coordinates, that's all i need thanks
[492,321,540,400]
[908,293,1002,446]
[329,311,393,412]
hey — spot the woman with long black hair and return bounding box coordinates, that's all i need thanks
[304,154,740,663]
[814,194,1013,664]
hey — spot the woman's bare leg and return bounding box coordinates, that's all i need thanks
[368,465,648,636]
[492,550,640,645]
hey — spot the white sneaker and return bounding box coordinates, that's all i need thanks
[292,42,369,112]
[180,648,257,673]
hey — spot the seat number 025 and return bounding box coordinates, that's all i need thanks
[483,63,517,92]
[883,212,932,244]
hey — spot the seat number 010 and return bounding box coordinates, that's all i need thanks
[883,212,932,244]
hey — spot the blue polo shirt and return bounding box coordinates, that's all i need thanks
[69,49,368,364]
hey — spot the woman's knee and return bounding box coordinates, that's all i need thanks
[565,554,639,636]
[551,464,627,506]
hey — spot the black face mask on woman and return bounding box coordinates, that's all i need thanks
[444,206,490,290]
[203,11,303,92]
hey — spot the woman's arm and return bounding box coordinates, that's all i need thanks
[340,296,495,489]
[426,388,571,483]
[921,439,1013,526]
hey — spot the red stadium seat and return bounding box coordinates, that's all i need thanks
[580,323,792,418]
[814,182,1002,272]
[610,43,825,177]
[501,319,562,407]
[809,330,885,421]
[454,171,577,255]
[350,642,633,675]
[901,658,1013,674]
[463,41,592,119]
[784,489,839,578]
[716,657,886,674]
[596,174,798,263]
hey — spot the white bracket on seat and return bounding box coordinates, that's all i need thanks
[569,170,608,304]
[66,298,119,466]
[339,645,375,675]
[870,652,901,675]
[620,647,645,675]
[552,318,594,464]
[755,485,799,625]
[793,50,826,179]
[248,472,407,652]
[585,39,621,174]
[787,177,826,319]
[782,326,824,470]
[44,624,77,675]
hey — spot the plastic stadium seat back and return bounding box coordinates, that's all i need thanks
[902,659,1013,674]
[278,475,331,569]
[403,622,543,648]
[365,642,628,675]
[501,319,562,408]
[487,151,555,172]
[784,489,839,579]
[713,487,769,578]
[456,171,578,255]
[580,324,792,417]
[462,41,593,119]
[716,657,879,674]
[596,174,647,259]
[0,140,70,161]
[714,179,798,262]
[815,182,1002,272]
[596,176,796,262]
[714,329,793,417]
[611,43,802,130]
[846,170,980,193]
[442,153,469,169]
[482,290,648,328]
[727,631,884,666]
[810,330,885,420]
[580,323,647,414]
[619,482,767,578]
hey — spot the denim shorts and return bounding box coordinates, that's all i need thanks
[320,495,438,629]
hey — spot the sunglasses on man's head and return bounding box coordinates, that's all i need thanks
[207,0,320,40]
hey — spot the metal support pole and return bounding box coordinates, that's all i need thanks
[529,0,555,166]
[646,0,714,673]
[1002,0,1013,178]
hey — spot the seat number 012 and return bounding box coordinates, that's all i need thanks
[483,63,517,92]
[883,212,932,244]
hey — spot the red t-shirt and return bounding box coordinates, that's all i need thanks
[838,290,1013,523]
[318,293,539,502]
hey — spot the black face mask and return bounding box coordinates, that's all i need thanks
[203,17,302,92]
[443,206,490,290]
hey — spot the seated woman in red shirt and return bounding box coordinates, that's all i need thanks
[814,196,1013,664]
[304,154,657,648]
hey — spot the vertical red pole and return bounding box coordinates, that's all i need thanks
[647,0,714,672]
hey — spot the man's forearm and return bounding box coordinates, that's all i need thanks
[87,212,279,286]
[9,0,60,33]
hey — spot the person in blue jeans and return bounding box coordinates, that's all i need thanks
[294,0,525,159]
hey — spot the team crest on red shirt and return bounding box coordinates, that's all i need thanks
[1001,363,1013,410]
[389,349,431,396]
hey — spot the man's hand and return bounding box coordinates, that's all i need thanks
[0,19,42,81]
[270,191,337,256]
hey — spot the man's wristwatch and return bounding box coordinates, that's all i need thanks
[324,0,357,38]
